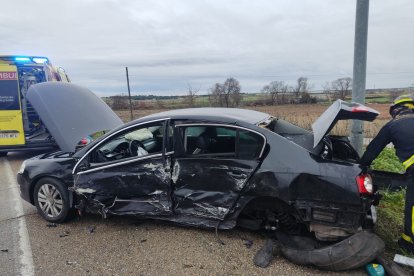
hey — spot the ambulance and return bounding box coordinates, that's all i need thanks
[0,55,70,156]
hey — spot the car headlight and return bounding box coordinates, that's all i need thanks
[18,160,27,174]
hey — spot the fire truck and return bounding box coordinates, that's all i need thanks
[0,55,70,156]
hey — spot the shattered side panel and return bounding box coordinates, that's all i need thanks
[172,158,259,220]
[227,133,365,230]
[73,156,172,217]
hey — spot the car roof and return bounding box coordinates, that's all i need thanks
[140,108,271,125]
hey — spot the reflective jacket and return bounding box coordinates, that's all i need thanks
[360,110,414,169]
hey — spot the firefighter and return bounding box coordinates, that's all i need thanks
[360,94,414,253]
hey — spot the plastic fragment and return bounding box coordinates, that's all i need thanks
[243,239,253,249]
[66,261,77,265]
[394,254,414,268]
[87,226,96,234]
[365,263,385,276]
[59,231,70,237]
[376,255,411,276]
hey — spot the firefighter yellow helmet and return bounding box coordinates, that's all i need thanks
[390,94,414,116]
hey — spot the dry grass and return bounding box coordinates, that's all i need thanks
[115,103,391,138]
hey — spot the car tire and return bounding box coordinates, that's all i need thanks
[0,152,7,157]
[33,178,70,223]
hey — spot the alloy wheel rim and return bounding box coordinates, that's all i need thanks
[37,184,63,218]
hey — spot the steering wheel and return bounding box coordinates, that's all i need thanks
[321,137,333,160]
[128,140,145,157]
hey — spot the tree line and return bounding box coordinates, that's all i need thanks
[106,76,353,109]
[206,76,352,107]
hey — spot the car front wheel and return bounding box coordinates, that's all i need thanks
[33,178,70,223]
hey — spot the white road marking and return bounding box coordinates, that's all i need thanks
[3,158,35,276]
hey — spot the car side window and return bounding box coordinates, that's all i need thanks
[184,126,236,157]
[238,129,264,159]
[180,125,264,159]
[90,121,165,164]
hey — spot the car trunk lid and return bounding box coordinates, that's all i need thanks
[26,82,123,153]
[312,100,379,147]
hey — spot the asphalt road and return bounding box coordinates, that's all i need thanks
[0,152,366,276]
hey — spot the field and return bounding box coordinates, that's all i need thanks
[115,103,391,138]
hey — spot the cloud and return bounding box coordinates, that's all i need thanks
[1,0,413,96]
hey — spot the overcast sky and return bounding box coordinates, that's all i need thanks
[1,0,413,96]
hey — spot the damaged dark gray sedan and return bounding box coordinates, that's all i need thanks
[18,82,381,244]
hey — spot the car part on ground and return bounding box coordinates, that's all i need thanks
[276,230,385,271]
[253,239,276,268]
[377,255,412,276]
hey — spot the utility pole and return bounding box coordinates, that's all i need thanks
[125,67,133,121]
[351,0,369,155]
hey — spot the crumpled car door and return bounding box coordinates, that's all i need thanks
[172,158,260,220]
[73,155,173,217]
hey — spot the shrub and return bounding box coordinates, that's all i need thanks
[375,189,405,252]
[371,147,404,173]
[371,147,408,255]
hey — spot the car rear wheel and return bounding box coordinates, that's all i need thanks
[34,178,70,223]
[0,152,7,157]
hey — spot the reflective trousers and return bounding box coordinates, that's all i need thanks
[402,169,414,243]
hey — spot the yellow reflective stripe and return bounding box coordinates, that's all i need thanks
[404,103,414,109]
[395,98,413,105]
[403,154,414,170]
[402,233,413,243]
[412,206,414,237]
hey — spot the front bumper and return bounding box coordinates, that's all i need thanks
[17,172,33,205]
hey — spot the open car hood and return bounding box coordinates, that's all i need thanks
[312,100,379,147]
[27,82,123,152]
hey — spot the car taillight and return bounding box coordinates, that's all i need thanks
[356,174,373,194]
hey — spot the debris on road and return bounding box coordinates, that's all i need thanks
[243,239,253,249]
[276,230,384,271]
[87,226,96,234]
[66,261,77,266]
[253,239,276,268]
[59,231,70,238]
[394,254,414,268]
[1,249,8,253]
[140,239,147,243]
[377,255,411,276]
[46,223,57,228]
[365,263,385,276]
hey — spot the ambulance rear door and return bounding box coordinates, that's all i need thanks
[0,64,25,145]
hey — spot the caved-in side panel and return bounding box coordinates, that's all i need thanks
[74,156,172,215]
[172,158,259,220]
[289,163,361,205]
